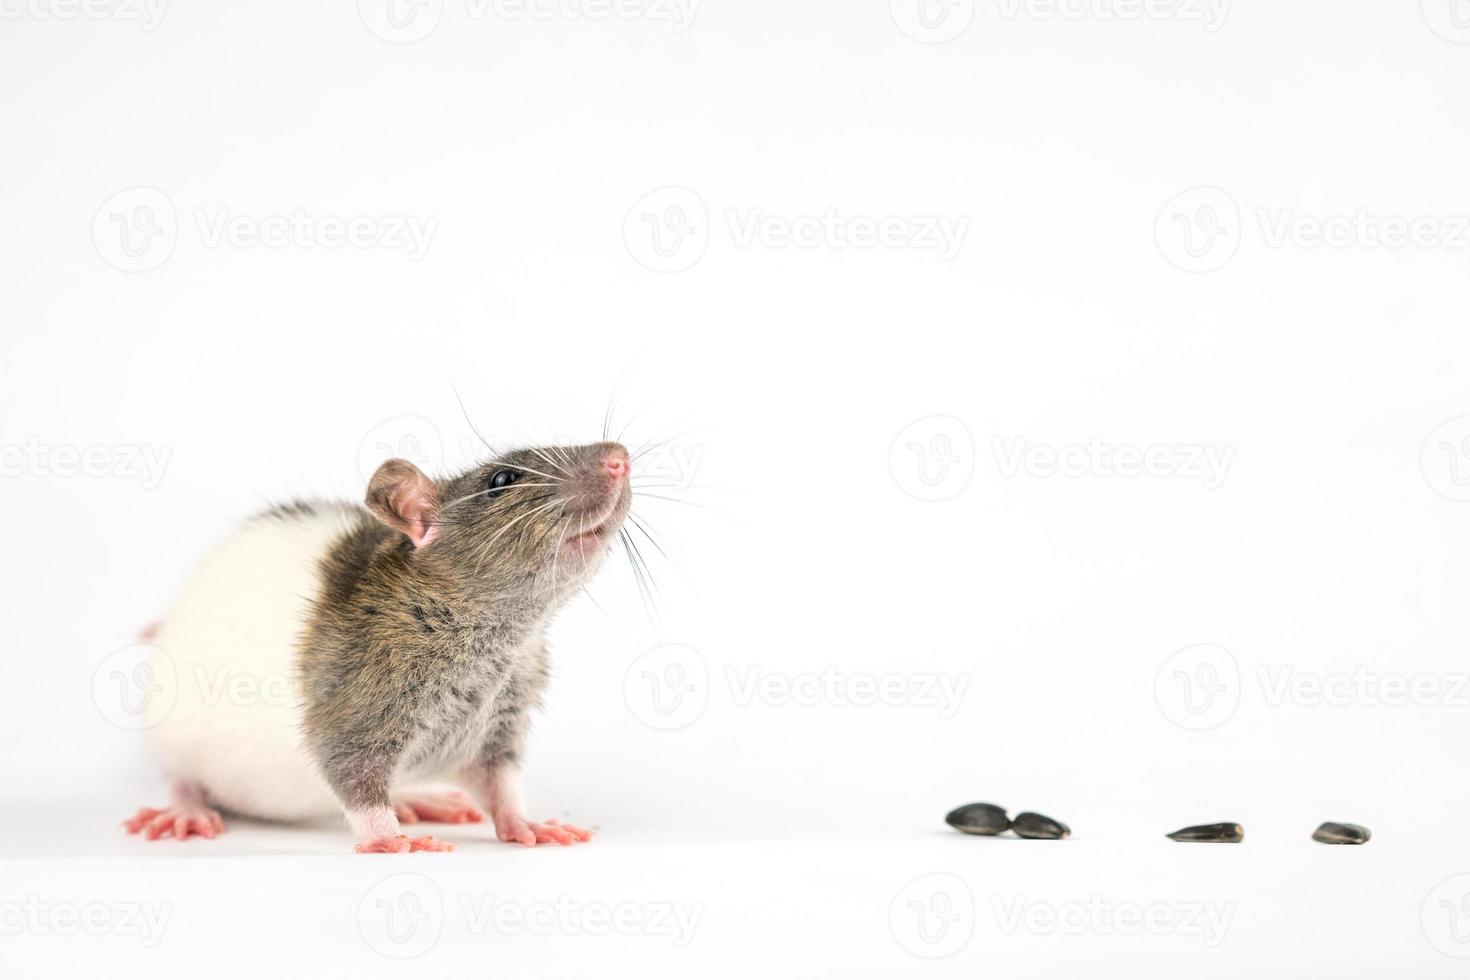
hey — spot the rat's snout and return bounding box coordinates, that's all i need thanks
[600,445,629,480]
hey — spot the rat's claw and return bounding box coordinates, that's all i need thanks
[354,834,456,854]
[123,802,223,841]
[496,816,594,847]
[393,791,485,825]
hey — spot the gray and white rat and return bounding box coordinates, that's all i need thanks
[123,440,632,853]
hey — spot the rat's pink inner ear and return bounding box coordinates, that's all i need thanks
[365,459,440,548]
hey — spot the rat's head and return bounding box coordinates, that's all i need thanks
[365,441,632,602]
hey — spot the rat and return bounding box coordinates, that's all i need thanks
[122,440,632,853]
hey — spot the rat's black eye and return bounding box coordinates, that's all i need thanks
[487,469,520,494]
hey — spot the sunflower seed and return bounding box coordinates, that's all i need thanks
[1012,811,1070,840]
[1312,822,1370,845]
[1166,822,1244,843]
[945,802,1010,836]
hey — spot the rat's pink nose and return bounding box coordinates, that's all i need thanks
[602,454,629,479]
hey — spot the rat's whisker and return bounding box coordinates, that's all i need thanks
[439,482,557,511]
[619,527,658,625]
[628,511,693,588]
[471,498,564,576]
[527,445,572,478]
[630,492,716,511]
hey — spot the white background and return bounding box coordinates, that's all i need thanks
[3,0,1470,976]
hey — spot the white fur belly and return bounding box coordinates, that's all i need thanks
[145,505,360,821]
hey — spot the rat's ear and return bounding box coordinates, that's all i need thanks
[365,459,440,548]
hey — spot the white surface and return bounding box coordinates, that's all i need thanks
[2,814,1455,978]
[4,1,1470,975]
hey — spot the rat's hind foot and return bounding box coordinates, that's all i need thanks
[392,790,485,825]
[354,834,456,854]
[123,784,224,841]
[496,815,594,847]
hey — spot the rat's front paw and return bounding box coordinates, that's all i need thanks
[496,816,593,847]
[354,834,457,854]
